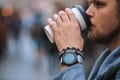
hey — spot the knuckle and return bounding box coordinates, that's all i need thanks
[53,14,60,21]
[69,11,74,15]
[54,17,59,21]
[49,21,56,27]
[65,8,74,15]
[51,22,55,26]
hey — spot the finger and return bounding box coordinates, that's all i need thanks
[47,18,58,32]
[58,10,69,22]
[53,14,62,26]
[65,8,77,22]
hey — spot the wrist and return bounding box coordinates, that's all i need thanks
[58,38,84,52]
[61,64,68,71]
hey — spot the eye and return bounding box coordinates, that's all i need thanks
[94,1,105,8]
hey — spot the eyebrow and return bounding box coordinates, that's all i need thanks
[88,0,104,3]
[89,0,104,1]
[88,0,93,3]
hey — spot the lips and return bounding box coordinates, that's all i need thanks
[87,22,94,32]
[91,23,95,27]
[87,18,95,30]
[90,19,95,27]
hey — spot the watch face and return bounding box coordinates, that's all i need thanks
[63,52,77,64]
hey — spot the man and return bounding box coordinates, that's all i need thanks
[47,0,120,80]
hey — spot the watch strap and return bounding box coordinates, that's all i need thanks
[59,47,84,59]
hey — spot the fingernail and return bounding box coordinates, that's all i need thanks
[65,8,71,11]
[59,10,65,14]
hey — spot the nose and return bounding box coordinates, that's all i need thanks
[86,5,94,18]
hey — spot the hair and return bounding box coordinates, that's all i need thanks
[116,0,120,37]
[116,0,120,32]
[116,0,120,15]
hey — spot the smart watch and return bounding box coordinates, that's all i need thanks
[59,47,84,66]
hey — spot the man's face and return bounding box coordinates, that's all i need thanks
[86,0,119,44]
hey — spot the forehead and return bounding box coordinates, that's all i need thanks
[88,0,116,4]
[88,0,115,2]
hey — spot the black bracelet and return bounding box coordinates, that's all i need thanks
[59,47,84,60]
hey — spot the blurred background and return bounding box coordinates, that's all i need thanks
[0,0,106,80]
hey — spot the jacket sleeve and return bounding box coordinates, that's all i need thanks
[53,64,86,80]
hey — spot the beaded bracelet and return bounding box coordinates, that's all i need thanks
[59,47,84,60]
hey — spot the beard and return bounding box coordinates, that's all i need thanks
[87,23,120,44]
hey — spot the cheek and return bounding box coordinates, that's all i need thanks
[88,13,118,41]
[95,13,117,36]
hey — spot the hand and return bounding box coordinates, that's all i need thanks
[47,8,84,51]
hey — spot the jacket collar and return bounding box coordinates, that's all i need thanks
[88,46,120,80]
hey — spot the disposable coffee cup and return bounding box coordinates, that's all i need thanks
[44,5,91,43]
